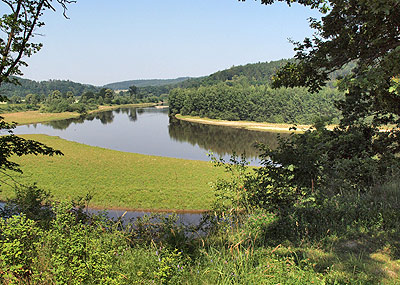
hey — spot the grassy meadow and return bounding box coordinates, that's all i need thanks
[1,110,81,125]
[1,134,225,210]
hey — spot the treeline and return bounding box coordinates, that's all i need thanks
[169,79,343,124]
[173,59,291,90]
[1,87,160,114]
[0,60,305,108]
[0,77,99,98]
[103,77,191,89]
[104,60,293,100]
[123,59,351,104]
[0,77,170,105]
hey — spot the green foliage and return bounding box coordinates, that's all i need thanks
[211,148,400,245]
[0,103,39,114]
[390,76,400,95]
[1,184,53,228]
[44,202,125,284]
[0,117,63,176]
[0,215,42,283]
[0,78,99,99]
[103,77,191,90]
[169,81,343,124]
[1,180,399,284]
[225,0,400,245]
[128,213,190,251]
[210,154,253,214]
[265,0,400,150]
[244,209,277,243]
[0,1,75,88]
[154,247,186,284]
[176,59,292,89]
[106,60,302,102]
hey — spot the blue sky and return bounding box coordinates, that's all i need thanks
[20,0,321,86]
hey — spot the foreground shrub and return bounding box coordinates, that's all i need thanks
[0,215,42,283]
[42,202,126,284]
[1,184,53,228]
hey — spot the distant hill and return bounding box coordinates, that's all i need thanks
[0,59,348,100]
[173,59,291,89]
[0,77,100,98]
[208,59,290,83]
[103,59,292,92]
[103,77,192,90]
[102,60,294,99]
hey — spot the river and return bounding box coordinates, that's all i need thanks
[13,107,287,165]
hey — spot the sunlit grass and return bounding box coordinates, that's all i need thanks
[1,134,225,210]
[2,110,81,125]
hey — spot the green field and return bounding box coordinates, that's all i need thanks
[1,134,225,211]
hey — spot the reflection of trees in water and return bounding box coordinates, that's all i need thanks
[168,117,289,158]
[43,107,168,129]
[129,109,137,122]
[45,111,115,129]
[45,116,86,130]
[44,111,115,130]
[96,111,114,125]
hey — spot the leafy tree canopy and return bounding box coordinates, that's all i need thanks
[0,0,72,180]
[249,0,400,128]
[0,0,75,92]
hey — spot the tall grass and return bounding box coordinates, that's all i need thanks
[1,177,400,284]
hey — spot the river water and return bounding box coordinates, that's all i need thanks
[6,107,291,222]
[13,107,287,165]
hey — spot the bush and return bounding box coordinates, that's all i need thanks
[1,184,53,228]
[0,215,42,283]
[44,202,125,284]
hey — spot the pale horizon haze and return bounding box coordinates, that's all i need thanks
[19,0,321,86]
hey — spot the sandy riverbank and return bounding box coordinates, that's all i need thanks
[175,114,317,133]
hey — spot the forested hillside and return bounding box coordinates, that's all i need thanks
[0,60,301,103]
[174,59,291,89]
[169,80,343,124]
[0,77,99,98]
[168,59,344,124]
[0,59,346,123]
[103,77,191,90]
[131,60,291,99]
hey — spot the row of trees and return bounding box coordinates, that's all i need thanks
[169,79,343,124]
[3,87,161,114]
[0,78,169,104]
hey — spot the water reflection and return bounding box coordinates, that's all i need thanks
[14,107,290,162]
[44,111,116,130]
[169,117,287,158]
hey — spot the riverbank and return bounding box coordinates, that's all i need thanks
[1,103,158,125]
[1,134,225,210]
[175,114,315,133]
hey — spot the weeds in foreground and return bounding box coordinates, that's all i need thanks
[1,161,400,283]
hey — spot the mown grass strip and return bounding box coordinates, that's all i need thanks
[1,135,225,210]
[2,110,81,125]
